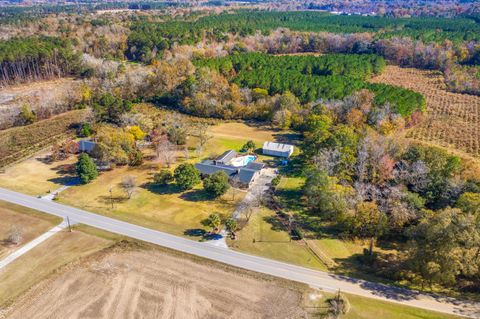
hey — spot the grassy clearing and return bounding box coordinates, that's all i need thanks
[0,225,114,307]
[229,208,328,271]
[308,291,463,319]
[343,293,462,319]
[0,201,61,259]
[0,152,77,196]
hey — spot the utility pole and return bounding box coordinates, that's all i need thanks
[67,216,72,232]
[109,187,113,209]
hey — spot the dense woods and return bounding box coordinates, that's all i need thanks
[194,53,425,116]
[0,37,79,87]
[126,11,480,62]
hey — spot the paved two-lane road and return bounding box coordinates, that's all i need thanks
[0,187,478,318]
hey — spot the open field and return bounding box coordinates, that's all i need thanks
[2,238,462,319]
[0,201,61,259]
[0,151,77,196]
[370,65,480,159]
[4,244,307,319]
[0,225,115,308]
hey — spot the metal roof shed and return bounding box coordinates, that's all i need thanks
[262,141,294,158]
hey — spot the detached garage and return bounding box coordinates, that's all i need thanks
[262,141,294,158]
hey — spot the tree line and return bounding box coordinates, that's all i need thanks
[0,36,80,87]
[193,53,425,116]
[126,10,480,62]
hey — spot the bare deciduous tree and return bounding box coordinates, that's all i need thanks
[156,135,177,168]
[6,225,23,245]
[121,175,136,199]
[239,188,264,224]
[195,122,212,150]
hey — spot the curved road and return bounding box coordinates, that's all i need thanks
[0,187,477,318]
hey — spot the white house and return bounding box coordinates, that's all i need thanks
[262,141,294,158]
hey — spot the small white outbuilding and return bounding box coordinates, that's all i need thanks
[262,141,294,158]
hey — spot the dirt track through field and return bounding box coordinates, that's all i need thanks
[370,66,480,158]
[5,248,305,319]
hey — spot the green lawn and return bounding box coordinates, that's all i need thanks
[308,291,463,319]
[229,208,328,270]
[343,293,463,319]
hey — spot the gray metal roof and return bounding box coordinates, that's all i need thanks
[194,161,237,176]
[245,162,264,171]
[238,168,258,185]
[216,150,237,163]
[79,140,96,152]
[262,141,294,153]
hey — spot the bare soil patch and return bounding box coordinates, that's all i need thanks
[370,66,480,159]
[5,246,306,319]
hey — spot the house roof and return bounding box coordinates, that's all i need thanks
[216,150,237,163]
[263,141,294,153]
[194,161,237,176]
[238,168,258,185]
[245,161,264,171]
[79,140,96,152]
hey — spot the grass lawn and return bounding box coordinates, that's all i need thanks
[55,121,291,239]
[57,161,243,238]
[0,152,77,196]
[343,293,463,319]
[309,291,463,319]
[0,225,115,307]
[0,201,62,259]
[229,208,328,271]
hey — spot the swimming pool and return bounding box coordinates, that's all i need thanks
[230,155,257,167]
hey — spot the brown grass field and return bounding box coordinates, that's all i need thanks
[0,201,61,259]
[1,239,461,319]
[370,66,480,160]
[4,243,306,319]
[0,226,114,308]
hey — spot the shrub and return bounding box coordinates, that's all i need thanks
[19,104,36,125]
[154,170,173,185]
[291,227,304,240]
[225,218,238,234]
[205,213,222,231]
[241,140,256,153]
[174,163,201,190]
[79,123,92,137]
[76,153,98,184]
[271,175,282,188]
[6,225,23,245]
[203,171,230,198]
